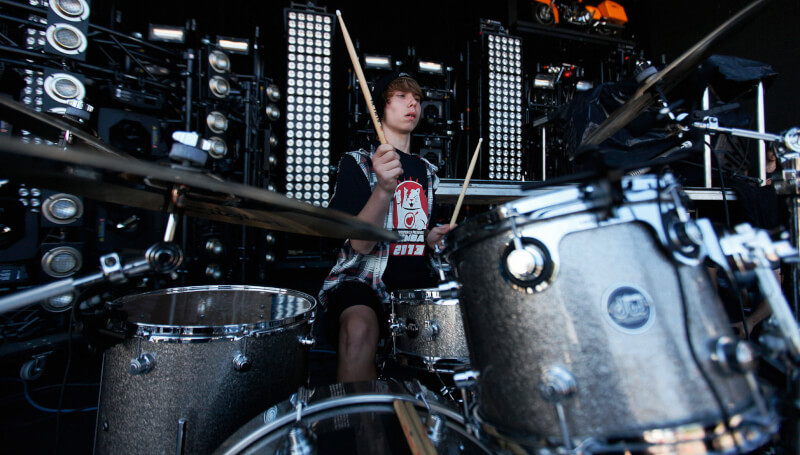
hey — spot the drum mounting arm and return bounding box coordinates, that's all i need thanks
[0,242,183,315]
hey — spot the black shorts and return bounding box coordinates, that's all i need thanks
[323,281,388,346]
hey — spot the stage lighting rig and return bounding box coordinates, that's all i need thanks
[283,5,336,208]
[475,21,525,181]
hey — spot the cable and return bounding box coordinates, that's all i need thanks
[655,169,742,454]
[54,297,80,455]
[707,141,732,229]
[0,378,97,413]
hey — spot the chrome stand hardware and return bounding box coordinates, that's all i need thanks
[0,241,183,314]
[539,366,578,451]
[130,338,156,376]
[699,220,800,361]
[453,370,480,436]
[176,418,187,455]
[233,337,251,372]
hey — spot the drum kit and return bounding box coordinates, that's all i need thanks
[1,0,799,453]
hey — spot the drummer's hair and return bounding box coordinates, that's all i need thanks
[383,76,423,105]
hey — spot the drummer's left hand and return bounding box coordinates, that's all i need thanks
[426,224,455,250]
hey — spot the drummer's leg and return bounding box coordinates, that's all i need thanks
[337,305,379,382]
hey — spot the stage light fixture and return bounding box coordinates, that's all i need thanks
[206,111,228,134]
[266,84,281,102]
[576,81,593,92]
[46,22,87,55]
[41,246,82,278]
[208,76,231,98]
[534,74,555,89]
[148,24,185,43]
[284,7,335,207]
[418,60,444,75]
[50,0,90,22]
[208,50,231,73]
[364,54,393,70]
[44,72,85,105]
[42,193,83,225]
[217,36,249,55]
[485,33,523,181]
[207,137,227,159]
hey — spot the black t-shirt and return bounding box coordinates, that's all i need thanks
[330,150,437,291]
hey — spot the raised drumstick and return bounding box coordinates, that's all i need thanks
[449,138,483,228]
[336,10,386,145]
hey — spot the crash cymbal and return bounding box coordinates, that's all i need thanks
[0,95,129,158]
[580,0,768,147]
[0,137,398,242]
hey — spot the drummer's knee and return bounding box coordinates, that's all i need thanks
[338,305,379,355]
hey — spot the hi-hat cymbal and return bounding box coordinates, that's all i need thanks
[0,137,398,242]
[580,0,768,148]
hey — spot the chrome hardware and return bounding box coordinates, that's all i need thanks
[281,425,317,455]
[426,413,447,445]
[176,418,187,455]
[298,335,315,347]
[423,320,439,341]
[505,244,546,282]
[129,352,155,375]
[539,366,577,402]
[389,317,406,336]
[232,352,251,372]
[710,336,758,375]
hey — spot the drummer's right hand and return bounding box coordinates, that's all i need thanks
[373,144,402,194]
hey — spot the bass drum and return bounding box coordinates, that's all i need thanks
[445,174,777,453]
[94,285,316,455]
[213,381,492,454]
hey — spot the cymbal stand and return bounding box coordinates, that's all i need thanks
[690,120,800,314]
[697,220,800,362]
[0,241,183,315]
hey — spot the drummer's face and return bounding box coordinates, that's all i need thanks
[382,90,421,134]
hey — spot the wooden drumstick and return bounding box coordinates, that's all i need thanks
[336,10,387,145]
[449,138,483,228]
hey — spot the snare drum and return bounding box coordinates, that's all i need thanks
[446,174,776,452]
[389,282,471,373]
[213,381,492,454]
[94,285,316,455]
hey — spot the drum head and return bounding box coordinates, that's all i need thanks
[111,285,316,338]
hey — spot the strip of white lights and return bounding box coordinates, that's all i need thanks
[284,10,334,207]
[486,33,523,181]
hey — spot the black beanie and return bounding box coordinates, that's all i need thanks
[371,71,413,120]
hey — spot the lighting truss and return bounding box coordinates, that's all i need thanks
[283,8,335,207]
[484,32,524,181]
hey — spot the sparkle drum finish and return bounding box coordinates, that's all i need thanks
[94,285,316,455]
[390,283,471,373]
[445,174,776,452]
[213,381,492,455]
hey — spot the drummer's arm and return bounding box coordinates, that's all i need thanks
[351,144,402,254]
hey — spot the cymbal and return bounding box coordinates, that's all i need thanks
[0,95,129,158]
[0,137,398,242]
[580,0,768,148]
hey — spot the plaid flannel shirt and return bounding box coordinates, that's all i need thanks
[319,147,438,308]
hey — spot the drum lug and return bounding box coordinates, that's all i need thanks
[298,335,316,347]
[129,352,155,375]
[426,413,447,445]
[539,366,577,402]
[232,352,251,372]
[389,316,406,336]
[422,320,439,341]
[710,336,758,375]
[280,425,317,455]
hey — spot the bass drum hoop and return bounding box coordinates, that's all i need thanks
[214,389,490,455]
